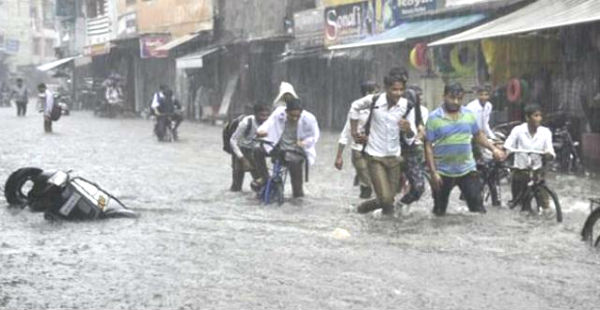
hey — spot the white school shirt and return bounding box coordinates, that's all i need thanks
[257,106,320,165]
[338,109,369,151]
[349,94,415,157]
[465,99,496,139]
[151,92,164,109]
[41,90,54,117]
[504,123,555,170]
[230,115,259,159]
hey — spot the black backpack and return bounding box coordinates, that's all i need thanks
[50,96,62,121]
[222,115,253,154]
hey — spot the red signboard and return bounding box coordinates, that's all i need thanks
[140,35,170,59]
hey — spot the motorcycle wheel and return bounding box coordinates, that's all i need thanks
[4,167,44,206]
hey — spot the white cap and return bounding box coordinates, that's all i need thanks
[273,81,298,106]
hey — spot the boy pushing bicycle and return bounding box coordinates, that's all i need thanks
[504,104,556,212]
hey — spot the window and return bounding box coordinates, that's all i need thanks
[33,38,41,56]
[86,0,106,18]
[45,39,55,57]
[42,0,54,28]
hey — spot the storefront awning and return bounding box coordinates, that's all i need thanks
[430,0,600,46]
[176,47,220,69]
[36,56,80,71]
[328,13,486,50]
[156,33,199,51]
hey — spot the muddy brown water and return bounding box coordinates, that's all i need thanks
[1,108,599,309]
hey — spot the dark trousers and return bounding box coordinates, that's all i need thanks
[433,172,485,216]
[16,101,27,116]
[400,144,425,204]
[252,148,305,198]
[287,160,304,198]
[44,117,52,133]
[231,147,267,192]
[511,169,549,209]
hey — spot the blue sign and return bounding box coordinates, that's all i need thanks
[380,0,438,29]
[5,39,20,54]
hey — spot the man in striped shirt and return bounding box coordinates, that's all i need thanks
[425,83,505,216]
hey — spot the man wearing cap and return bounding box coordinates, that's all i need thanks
[425,82,505,216]
[11,78,29,116]
[335,81,378,199]
[273,81,299,108]
[256,98,319,198]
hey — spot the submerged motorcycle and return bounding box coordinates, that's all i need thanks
[4,167,137,221]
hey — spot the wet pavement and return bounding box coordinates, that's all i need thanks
[1,106,599,310]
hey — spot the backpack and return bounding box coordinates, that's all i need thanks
[50,99,62,121]
[222,115,253,154]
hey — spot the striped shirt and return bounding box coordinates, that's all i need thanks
[425,106,480,177]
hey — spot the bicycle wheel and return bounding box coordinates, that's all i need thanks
[525,184,563,223]
[273,181,284,206]
[581,207,600,247]
[164,126,173,142]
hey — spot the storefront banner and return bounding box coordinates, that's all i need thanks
[378,0,438,30]
[140,35,170,59]
[83,43,111,56]
[324,1,377,46]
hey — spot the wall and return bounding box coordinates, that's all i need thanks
[118,0,213,37]
[0,0,33,71]
[219,0,306,41]
[84,0,116,56]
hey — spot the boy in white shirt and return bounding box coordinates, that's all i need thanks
[334,81,378,199]
[257,98,320,198]
[466,84,496,140]
[229,103,271,192]
[504,104,555,211]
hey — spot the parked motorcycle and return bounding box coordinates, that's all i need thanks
[552,121,585,175]
[55,93,71,116]
[4,167,137,221]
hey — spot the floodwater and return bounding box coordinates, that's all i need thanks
[0,107,599,310]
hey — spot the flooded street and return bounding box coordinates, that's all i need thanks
[1,108,600,310]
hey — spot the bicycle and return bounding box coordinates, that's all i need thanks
[254,139,307,206]
[580,198,600,247]
[154,113,178,142]
[552,121,585,175]
[506,149,563,223]
[478,160,506,207]
[477,139,511,207]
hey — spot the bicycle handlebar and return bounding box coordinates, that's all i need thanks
[505,148,547,155]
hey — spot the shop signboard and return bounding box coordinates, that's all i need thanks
[378,0,438,29]
[140,35,170,59]
[291,8,325,50]
[5,39,19,54]
[324,0,377,46]
[83,42,110,56]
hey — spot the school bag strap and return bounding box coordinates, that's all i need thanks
[360,93,381,155]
